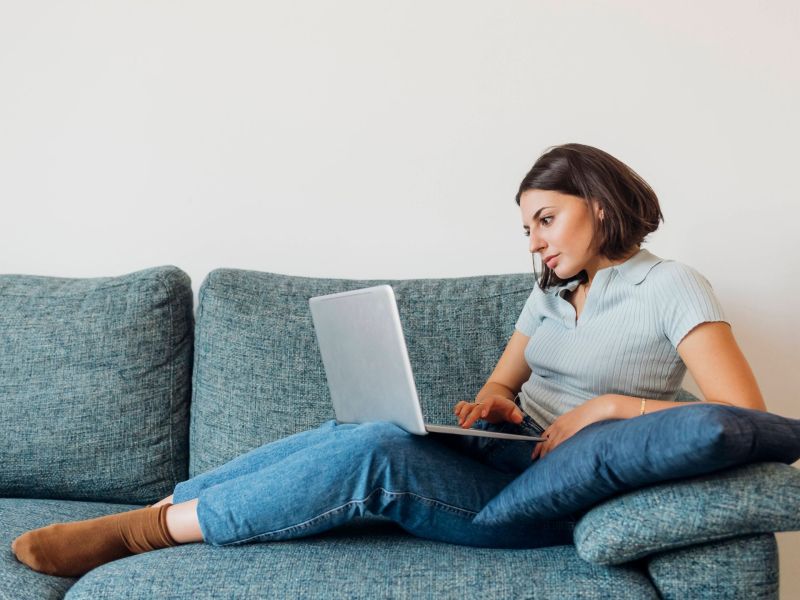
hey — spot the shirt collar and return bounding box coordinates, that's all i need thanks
[614,248,663,285]
[553,247,663,295]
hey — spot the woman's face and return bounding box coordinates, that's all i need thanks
[519,189,603,280]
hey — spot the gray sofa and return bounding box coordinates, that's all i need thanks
[1,265,797,599]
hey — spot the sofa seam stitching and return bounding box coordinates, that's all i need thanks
[153,269,180,495]
[201,286,535,305]
[0,268,177,297]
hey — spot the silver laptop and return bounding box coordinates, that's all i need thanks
[308,285,544,441]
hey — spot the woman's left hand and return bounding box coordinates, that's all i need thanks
[532,394,616,460]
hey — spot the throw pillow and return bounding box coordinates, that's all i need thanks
[472,403,800,525]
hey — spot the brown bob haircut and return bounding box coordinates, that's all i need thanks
[515,143,664,291]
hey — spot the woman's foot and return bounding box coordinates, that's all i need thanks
[11,504,177,577]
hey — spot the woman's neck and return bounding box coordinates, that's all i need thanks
[583,246,640,288]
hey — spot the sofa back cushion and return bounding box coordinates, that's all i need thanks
[0,266,193,503]
[189,270,533,476]
[189,269,702,477]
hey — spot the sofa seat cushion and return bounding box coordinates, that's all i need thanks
[574,462,800,565]
[0,266,194,503]
[64,519,658,599]
[0,498,143,600]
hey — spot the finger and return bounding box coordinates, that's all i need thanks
[531,442,543,460]
[461,406,480,428]
[479,398,495,418]
[534,430,551,458]
[539,441,553,459]
[540,431,564,459]
[538,440,549,457]
[547,429,565,449]
[458,403,477,422]
[462,404,484,428]
[547,434,566,453]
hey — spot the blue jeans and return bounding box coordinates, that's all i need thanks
[172,418,574,549]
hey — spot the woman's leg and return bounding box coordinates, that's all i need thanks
[171,419,343,503]
[192,420,572,549]
[13,419,564,576]
[156,419,543,546]
[10,421,345,575]
[144,421,359,543]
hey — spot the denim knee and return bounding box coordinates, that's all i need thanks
[346,421,415,455]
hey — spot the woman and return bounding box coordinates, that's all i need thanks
[12,143,766,577]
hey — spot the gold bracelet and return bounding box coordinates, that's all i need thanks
[639,397,647,416]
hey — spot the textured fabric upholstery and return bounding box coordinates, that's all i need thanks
[0,496,779,600]
[0,266,193,503]
[646,533,779,599]
[574,462,800,564]
[64,519,657,599]
[0,498,142,600]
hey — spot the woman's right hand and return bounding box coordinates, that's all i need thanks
[453,395,525,429]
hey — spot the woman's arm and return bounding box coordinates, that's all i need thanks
[475,330,532,402]
[454,330,532,427]
[607,321,766,418]
[533,321,767,459]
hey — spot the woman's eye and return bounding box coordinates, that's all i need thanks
[523,216,552,237]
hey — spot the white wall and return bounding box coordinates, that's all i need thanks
[1,1,798,595]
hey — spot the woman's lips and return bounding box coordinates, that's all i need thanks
[546,254,560,269]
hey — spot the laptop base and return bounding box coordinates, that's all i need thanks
[425,424,544,442]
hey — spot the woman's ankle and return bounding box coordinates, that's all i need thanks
[152,494,174,508]
[164,500,204,544]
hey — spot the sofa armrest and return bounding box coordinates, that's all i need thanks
[646,533,779,600]
[573,462,800,565]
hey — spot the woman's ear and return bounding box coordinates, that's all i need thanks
[591,199,604,221]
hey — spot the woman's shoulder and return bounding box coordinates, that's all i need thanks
[647,257,713,283]
[644,257,719,299]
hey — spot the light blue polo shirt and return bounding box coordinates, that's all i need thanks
[514,247,729,429]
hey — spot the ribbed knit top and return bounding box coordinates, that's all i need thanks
[515,247,729,429]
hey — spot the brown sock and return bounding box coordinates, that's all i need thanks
[11,504,178,577]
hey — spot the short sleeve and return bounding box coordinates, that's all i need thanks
[515,286,544,337]
[658,263,729,349]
